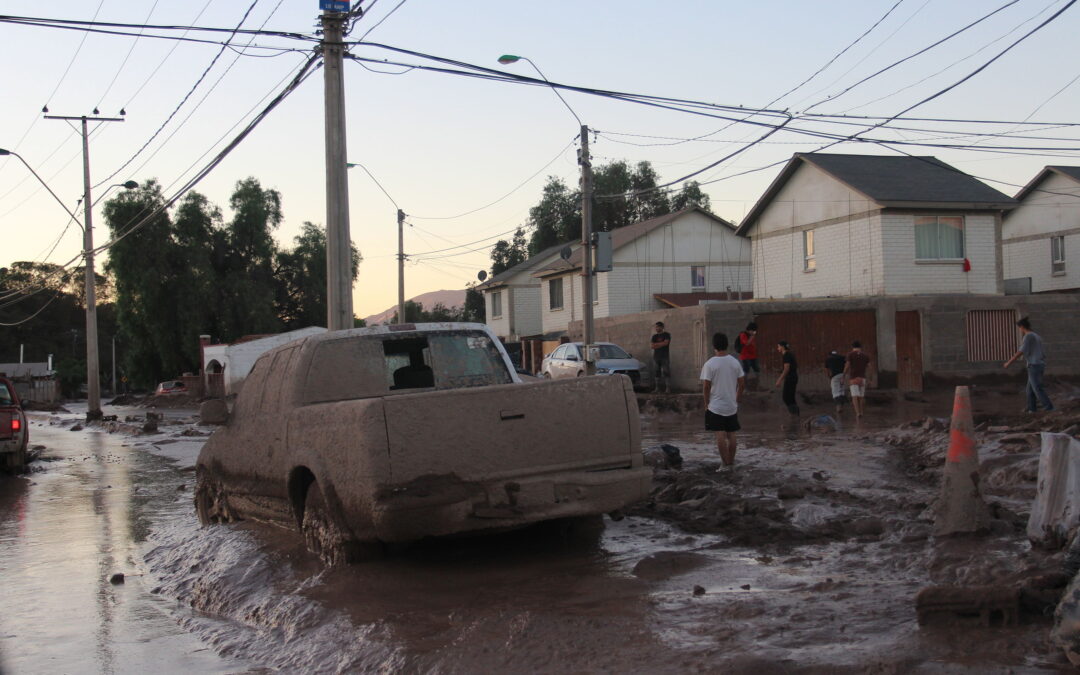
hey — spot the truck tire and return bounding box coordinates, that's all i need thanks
[195,468,235,525]
[302,482,352,566]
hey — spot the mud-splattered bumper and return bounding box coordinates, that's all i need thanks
[371,467,653,542]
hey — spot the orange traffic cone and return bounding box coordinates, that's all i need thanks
[933,386,991,536]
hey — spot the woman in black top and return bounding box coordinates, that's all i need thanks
[774,341,800,417]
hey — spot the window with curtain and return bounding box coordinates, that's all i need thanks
[803,230,816,270]
[1052,235,1065,275]
[549,277,564,310]
[915,216,965,260]
[690,266,705,289]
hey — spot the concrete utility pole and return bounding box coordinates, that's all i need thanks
[580,124,596,375]
[321,8,354,331]
[45,113,124,420]
[397,208,406,323]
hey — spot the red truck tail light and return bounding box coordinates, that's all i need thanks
[11,418,20,432]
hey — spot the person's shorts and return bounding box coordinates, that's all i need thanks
[705,409,741,432]
[741,358,759,374]
[849,377,866,397]
[830,373,845,399]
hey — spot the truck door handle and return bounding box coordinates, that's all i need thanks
[500,410,525,421]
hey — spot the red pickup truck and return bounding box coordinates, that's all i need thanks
[0,377,29,471]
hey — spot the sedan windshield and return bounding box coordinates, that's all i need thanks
[595,344,630,360]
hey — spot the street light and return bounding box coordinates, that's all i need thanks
[497,54,595,374]
[0,146,136,419]
[91,180,139,208]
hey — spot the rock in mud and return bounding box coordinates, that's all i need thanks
[693,585,706,596]
[776,481,809,500]
[69,424,83,432]
[916,585,1019,627]
[142,413,159,434]
[642,444,683,470]
[848,517,885,537]
[109,573,125,585]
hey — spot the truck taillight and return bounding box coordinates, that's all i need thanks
[11,418,20,432]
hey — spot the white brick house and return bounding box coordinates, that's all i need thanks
[1003,166,1080,294]
[533,208,750,337]
[736,153,1016,298]
[477,243,570,341]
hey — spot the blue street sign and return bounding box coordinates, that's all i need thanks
[319,0,350,12]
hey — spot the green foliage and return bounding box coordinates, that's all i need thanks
[274,222,360,330]
[490,227,529,276]
[389,298,476,324]
[54,357,86,398]
[462,284,485,323]
[671,181,711,212]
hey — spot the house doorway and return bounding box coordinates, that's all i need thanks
[895,310,923,392]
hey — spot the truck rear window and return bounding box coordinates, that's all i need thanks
[303,330,512,404]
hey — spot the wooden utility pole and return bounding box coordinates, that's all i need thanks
[397,208,406,323]
[580,124,595,375]
[321,8,354,331]
[45,113,124,420]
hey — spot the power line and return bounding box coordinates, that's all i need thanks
[90,0,264,189]
[0,14,317,42]
[94,0,162,110]
[355,0,408,41]
[119,0,216,109]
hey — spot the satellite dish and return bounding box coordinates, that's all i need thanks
[477,270,488,282]
[560,245,572,261]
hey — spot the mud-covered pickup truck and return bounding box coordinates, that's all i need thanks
[0,376,29,472]
[195,323,650,563]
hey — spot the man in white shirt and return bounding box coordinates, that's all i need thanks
[700,332,746,468]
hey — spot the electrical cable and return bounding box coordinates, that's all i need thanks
[90,0,264,189]
[94,0,162,110]
[0,14,317,41]
[355,0,407,42]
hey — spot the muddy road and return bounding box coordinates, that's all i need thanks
[1,387,1076,673]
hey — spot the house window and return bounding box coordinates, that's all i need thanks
[965,309,1018,362]
[915,216,964,260]
[549,277,564,310]
[1052,235,1066,275]
[491,291,503,318]
[690,266,706,289]
[803,230,816,271]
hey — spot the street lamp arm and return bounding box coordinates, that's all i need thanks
[0,148,82,222]
[497,55,583,127]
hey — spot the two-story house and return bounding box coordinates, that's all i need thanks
[736,153,1017,299]
[1003,166,1080,294]
[477,242,570,343]
[532,207,750,338]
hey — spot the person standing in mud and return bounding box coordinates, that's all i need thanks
[735,322,759,382]
[651,322,672,393]
[824,350,846,414]
[774,341,800,424]
[844,341,871,419]
[1004,317,1054,413]
[700,332,745,468]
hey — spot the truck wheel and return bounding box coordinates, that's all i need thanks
[541,372,551,379]
[195,469,234,525]
[302,482,355,566]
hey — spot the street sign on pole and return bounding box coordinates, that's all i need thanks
[319,0,350,11]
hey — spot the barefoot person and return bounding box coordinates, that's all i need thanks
[774,341,800,423]
[1004,316,1054,413]
[700,332,745,468]
[844,341,871,419]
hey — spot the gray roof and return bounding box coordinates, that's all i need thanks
[477,242,570,291]
[0,363,53,378]
[738,153,1016,235]
[1013,165,1080,202]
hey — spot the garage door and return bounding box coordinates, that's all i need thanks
[753,311,878,391]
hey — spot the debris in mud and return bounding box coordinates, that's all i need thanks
[143,413,159,434]
[642,444,683,470]
[915,585,1019,627]
[69,423,83,432]
[692,585,706,596]
[631,551,708,580]
[109,573,125,585]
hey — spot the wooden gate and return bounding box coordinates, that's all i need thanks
[754,310,878,391]
[895,310,923,392]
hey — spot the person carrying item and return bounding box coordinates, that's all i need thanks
[774,341,800,422]
[700,332,745,468]
[1004,316,1054,413]
[735,322,759,379]
[824,350,846,414]
[844,341,871,419]
[651,321,672,393]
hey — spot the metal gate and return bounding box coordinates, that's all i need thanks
[754,310,878,391]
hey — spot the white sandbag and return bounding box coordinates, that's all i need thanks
[1027,433,1080,548]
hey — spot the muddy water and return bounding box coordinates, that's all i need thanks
[0,413,248,674]
[0,389,1071,673]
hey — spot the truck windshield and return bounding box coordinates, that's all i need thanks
[427,332,512,389]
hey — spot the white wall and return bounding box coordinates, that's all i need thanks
[205,327,326,395]
[1003,171,1080,292]
[540,273,578,335]
[881,212,1000,295]
[754,163,876,236]
[485,289,510,338]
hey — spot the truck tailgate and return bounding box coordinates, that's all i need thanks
[382,375,638,484]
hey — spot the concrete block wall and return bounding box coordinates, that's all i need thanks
[881,213,1000,295]
[1004,234,1079,293]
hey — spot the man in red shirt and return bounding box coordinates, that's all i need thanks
[735,322,759,381]
[844,341,871,419]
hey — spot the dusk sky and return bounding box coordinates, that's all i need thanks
[2,0,1078,319]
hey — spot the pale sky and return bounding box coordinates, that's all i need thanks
[1,0,1078,320]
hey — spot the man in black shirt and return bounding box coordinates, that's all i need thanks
[774,341,800,421]
[651,322,671,393]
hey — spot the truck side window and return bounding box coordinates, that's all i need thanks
[385,338,433,390]
[304,338,386,403]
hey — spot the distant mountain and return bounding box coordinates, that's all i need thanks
[362,289,466,325]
